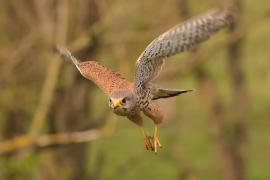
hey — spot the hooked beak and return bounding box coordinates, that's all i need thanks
[111,98,122,109]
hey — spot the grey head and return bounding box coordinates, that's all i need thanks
[108,90,137,116]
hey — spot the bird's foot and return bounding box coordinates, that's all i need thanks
[144,135,154,151]
[144,135,162,153]
[141,126,162,153]
[149,135,162,153]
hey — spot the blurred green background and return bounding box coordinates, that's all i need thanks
[0,0,270,179]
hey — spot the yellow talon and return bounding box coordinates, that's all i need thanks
[152,125,162,153]
[140,126,162,152]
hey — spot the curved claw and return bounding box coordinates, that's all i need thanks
[146,136,152,150]
[141,126,162,152]
[144,136,153,151]
[148,136,162,153]
[141,127,154,151]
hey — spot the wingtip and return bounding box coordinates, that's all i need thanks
[216,5,237,24]
[57,46,71,59]
[57,46,79,65]
[56,45,64,55]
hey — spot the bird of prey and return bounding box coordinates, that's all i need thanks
[58,7,233,153]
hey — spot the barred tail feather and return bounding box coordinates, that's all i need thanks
[151,87,193,100]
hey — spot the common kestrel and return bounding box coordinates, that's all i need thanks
[58,7,233,153]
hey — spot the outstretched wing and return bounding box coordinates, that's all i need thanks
[134,7,233,95]
[58,48,132,96]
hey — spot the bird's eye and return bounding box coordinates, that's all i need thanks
[122,98,127,104]
[109,98,112,103]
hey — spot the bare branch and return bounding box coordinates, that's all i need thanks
[0,129,101,155]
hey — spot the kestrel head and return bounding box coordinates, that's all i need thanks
[108,90,137,116]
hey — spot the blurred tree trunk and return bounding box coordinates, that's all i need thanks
[195,69,240,180]
[43,1,100,179]
[50,73,92,180]
[227,0,247,179]
[1,0,32,142]
[177,0,246,179]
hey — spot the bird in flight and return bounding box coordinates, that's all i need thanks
[58,7,233,153]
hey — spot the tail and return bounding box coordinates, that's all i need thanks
[57,46,79,66]
[151,86,193,100]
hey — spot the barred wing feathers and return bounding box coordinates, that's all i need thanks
[135,8,233,95]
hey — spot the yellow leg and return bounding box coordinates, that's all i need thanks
[140,127,153,151]
[152,125,162,153]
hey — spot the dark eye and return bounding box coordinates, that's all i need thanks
[109,98,112,103]
[122,98,127,104]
